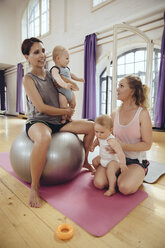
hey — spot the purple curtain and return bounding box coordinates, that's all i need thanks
[16,63,24,113]
[0,70,6,111]
[154,12,165,128]
[82,33,96,120]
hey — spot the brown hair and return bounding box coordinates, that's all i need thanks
[21,37,43,55]
[124,75,149,109]
[52,45,67,61]
[95,114,113,130]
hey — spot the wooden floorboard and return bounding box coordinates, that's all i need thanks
[0,116,165,248]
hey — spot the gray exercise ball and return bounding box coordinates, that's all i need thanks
[10,132,85,185]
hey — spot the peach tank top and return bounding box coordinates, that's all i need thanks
[113,107,146,162]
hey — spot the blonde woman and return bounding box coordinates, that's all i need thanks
[94,75,152,195]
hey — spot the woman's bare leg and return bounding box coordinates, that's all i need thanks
[104,161,120,196]
[117,164,145,195]
[60,120,95,171]
[28,123,52,207]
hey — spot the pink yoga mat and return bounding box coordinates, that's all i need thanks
[0,152,148,236]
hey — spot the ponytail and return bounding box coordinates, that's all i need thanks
[125,75,150,109]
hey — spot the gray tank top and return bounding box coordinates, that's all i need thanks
[26,70,61,124]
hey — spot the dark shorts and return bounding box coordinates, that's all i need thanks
[25,120,69,138]
[126,158,150,175]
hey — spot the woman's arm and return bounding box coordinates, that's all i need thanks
[90,138,99,152]
[23,75,74,117]
[119,109,152,152]
[107,139,126,165]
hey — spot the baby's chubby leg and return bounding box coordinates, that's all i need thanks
[59,93,68,123]
[104,160,120,197]
[68,92,76,122]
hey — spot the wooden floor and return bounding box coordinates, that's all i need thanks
[0,116,165,248]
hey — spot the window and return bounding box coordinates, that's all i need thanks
[99,48,161,121]
[91,0,113,12]
[99,66,112,116]
[22,0,50,40]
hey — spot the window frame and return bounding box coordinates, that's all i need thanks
[22,0,50,41]
[112,23,154,112]
[99,47,161,122]
[91,0,113,12]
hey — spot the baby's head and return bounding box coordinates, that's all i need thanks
[94,115,113,140]
[52,45,69,68]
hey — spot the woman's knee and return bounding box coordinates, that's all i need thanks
[117,181,135,195]
[93,177,107,190]
[34,132,52,148]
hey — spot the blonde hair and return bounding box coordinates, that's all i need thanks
[95,115,113,130]
[52,45,67,61]
[124,75,150,109]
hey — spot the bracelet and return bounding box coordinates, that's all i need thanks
[55,223,74,240]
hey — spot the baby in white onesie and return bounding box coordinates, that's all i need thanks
[90,114,127,196]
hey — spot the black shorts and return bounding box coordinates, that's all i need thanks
[25,120,69,138]
[126,158,150,175]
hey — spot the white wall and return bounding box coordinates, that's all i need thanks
[3,0,165,117]
[0,5,17,67]
[0,0,28,68]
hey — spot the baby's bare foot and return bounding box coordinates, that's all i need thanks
[29,188,41,208]
[61,119,66,124]
[104,188,116,197]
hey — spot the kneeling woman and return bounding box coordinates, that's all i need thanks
[93,75,152,194]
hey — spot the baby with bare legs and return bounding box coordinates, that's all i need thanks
[90,114,127,196]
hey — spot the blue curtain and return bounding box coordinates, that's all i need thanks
[0,70,6,111]
[82,33,96,120]
[154,12,165,128]
[16,63,24,113]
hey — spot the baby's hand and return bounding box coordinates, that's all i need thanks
[79,78,85,83]
[65,83,72,90]
[71,82,79,91]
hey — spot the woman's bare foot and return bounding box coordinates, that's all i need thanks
[104,188,116,197]
[29,187,41,208]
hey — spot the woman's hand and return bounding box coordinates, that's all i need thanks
[105,145,116,154]
[90,144,95,152]
[115,138,125,150]
[66,107,75,117]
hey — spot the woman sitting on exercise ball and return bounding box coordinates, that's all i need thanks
[21,37,95,208]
